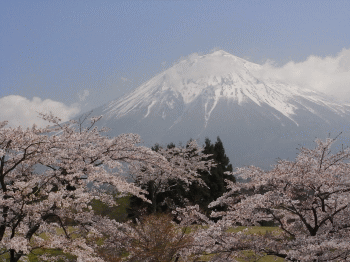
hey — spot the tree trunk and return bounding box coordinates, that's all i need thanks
[10,249,21,262]
[149,181,157,214]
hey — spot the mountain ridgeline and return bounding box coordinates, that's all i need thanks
[81,50,350,170]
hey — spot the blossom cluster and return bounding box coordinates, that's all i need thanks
[0,114,183,261]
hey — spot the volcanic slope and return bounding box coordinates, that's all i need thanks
[90,50,350,169]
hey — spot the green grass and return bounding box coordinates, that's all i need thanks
[197,251,285,262]
[0,196,130,262]
[28,249,76,262]
[237,250,285,262]
[0,221,286,262]
[233,226,285,262]
[196,250,285,262]
[228,226,283,236]
[0,248,76,262]
[195,226,286,262]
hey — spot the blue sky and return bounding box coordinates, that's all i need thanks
[1,0,350,126]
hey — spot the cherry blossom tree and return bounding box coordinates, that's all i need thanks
[102,213,194,262]
[0,113,182,262]
[202,137,350,261]
[130,141,214,214]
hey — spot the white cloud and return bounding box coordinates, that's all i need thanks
[255,48,350,102]
[78,89,90,102]
[120,77,128,82]
[0,95,80,128]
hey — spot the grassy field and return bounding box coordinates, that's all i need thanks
[0,225,285,262]
[0,198,286,262]
[228,226,282,235]
[196,226,284,262]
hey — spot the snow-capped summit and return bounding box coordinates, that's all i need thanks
[89,51,350,169]
[104,50,348,126]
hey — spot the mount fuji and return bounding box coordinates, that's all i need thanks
[87,50,350,170]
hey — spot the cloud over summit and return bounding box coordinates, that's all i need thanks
[256,48,350,102]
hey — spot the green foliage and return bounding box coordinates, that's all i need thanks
[90,195,131,222]
[128,137,235,218]
[128,179,188,218]
[188,137,235,215]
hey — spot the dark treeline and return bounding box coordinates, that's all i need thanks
[127,136,235,219]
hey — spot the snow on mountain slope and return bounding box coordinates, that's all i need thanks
[103,50,350,127]
[85,50,350,169]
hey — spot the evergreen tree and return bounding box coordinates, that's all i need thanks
[128,137,234,218]
[187,137,235,214]
[127,140,209,219]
